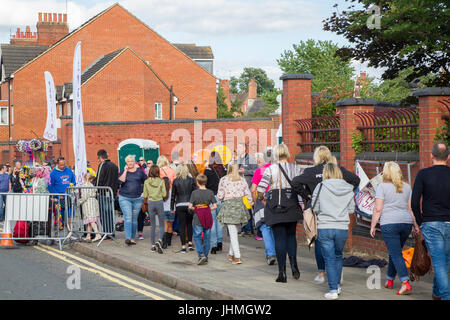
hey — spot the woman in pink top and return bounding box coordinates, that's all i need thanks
[217,162,253,265]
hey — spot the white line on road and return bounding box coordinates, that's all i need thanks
[34,244,184,300]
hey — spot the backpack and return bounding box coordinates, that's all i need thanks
[13,221,30,243]
[30,221,48,238]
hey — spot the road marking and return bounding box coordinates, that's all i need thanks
[38,244,184,300]
[34,245,183,300]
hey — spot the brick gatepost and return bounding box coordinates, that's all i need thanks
[336,98,377,252]
[412,87,450,169]
[280,73,314,162]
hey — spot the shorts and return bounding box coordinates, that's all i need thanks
[164,210,175,222]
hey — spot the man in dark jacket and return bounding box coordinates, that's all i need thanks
[94,149,119,238]
[291,146,360,284]
[411,142,450,300]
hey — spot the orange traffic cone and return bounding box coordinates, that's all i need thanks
[0,233,14,248]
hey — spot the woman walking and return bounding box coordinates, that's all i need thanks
[80,172,102,243]
[143,165,167,253]
[118,155,147,246]
[204,151,226,254]
[370,161,419,295]
[157,156,176,248]
[171,164,197,253]
[257,144,302,282]
[217,162,253,265]
[292,146,360,284]
[312,163,355,299]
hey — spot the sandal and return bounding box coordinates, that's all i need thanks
[92,236,102,243]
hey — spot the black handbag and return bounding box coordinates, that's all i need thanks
[267,164,300,214]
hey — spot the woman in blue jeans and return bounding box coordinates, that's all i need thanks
[118,155,147,246]
[312,163,356,299]
[371,162,419,295]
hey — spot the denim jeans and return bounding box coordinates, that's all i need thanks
[315,237,325,273]
[260,223,276,257]
[421,221,450,300]
[118,195,143,240]
[318,228,348,292]
[241,209,254,234]
[0,194,5,221]
[193,224,211,258]
[210,197,223,248]
[380,223,413,282]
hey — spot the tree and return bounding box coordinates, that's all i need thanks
[277,39,355,93]
[216,86,233,118]
[231,68,275,95]
[323,0,450,87]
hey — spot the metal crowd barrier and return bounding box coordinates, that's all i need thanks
[0,192,75,250]
[66,186,115,247]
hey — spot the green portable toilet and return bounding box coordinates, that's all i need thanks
[117,139,160,169]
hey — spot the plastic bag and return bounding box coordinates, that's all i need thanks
[409,232,431,281]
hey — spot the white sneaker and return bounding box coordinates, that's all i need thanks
[337,286,342,295]
[324,292,339,300]
[314,274,325,284]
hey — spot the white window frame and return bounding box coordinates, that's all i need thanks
[0,106,8,126]
[155,102,162,120]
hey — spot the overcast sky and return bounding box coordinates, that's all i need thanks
[0,0,384,88]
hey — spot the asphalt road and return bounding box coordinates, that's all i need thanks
[0,243,197,300]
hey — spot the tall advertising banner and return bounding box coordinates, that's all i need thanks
[43,71,57,141]
[72,41,87,186]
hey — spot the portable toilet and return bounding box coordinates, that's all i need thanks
[117,139,160,169]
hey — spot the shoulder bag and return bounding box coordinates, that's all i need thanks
[266,164,300,214]
[303,183,323,249]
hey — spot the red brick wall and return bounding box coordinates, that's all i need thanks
[81,48,171,122]
[9,4,217,141]
[60,118,278,166]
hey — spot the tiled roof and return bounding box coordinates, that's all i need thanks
[0,44,49,78]
[172,44,214,59]
[247,98,268,114]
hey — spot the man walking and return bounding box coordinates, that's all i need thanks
[412,142,450,300]
[94,149,119,239]
[236,142,258,236]
[10,160,24,193]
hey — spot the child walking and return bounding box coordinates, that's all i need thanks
[80,172,102,242]
[188,174,217,265]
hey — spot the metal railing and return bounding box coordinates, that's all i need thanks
[355,108,419,153]
[66,186,115,247]
[0,192,75,250]
[295,116,340,153]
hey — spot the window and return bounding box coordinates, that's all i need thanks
[155,102,162,120]
[0,107,8,125]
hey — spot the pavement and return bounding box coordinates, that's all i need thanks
[66,221,436,300]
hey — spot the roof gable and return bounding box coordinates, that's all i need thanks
[0,44,48,79]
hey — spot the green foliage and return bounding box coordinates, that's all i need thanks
[434,120,450,146]
[216,86,233,118]
[352,131,365,154]
[323,0,450,86]
[232,68,276,95]
[277,39,355,93]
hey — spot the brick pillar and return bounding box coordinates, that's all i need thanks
[412,88,450,168]
[336,98,377,171]
[280,73,314,162]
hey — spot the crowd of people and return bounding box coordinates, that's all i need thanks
[0,141,448,300]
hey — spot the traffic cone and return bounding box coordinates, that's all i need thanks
[0,233,14,248]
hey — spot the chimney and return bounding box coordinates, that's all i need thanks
[248,78,257,100]
[10,25,38,45]
[219,80,231,111]
[37,12,69,46]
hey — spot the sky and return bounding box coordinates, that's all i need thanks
[0,0,384,88]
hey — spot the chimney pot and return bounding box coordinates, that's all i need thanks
[38,12,42,22]
[48,13,52,22]
[53,13,57,22]
[58,13,62,23]
[44,13,47,22]
[63,14,67,23]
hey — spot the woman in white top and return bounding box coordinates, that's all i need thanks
[257,144,302,283]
